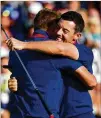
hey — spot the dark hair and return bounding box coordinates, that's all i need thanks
[34,8,60,30]
[61,11,85,33]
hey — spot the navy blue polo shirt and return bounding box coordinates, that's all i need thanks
[60,43,94,118]
[8,29,82,118]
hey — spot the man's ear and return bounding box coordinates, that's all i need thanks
[74,32,82,40]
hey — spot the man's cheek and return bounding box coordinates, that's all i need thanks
[62,35,67,42]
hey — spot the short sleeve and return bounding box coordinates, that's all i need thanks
[75,43,94,73]
[51,56,82,71]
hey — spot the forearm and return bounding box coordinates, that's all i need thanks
[75,66,97,89]
[24,41,79,60]
[24,41,61,54]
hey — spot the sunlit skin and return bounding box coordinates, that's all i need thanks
[56,19,81,44]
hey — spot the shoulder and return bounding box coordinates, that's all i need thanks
[75,43,93,62]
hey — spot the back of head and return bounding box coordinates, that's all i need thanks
[34,8,60,30]
[61,11,85,33]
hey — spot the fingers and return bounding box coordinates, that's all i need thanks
[5,37,23,50]
[8,77,18,92]
[6,40,12,47]
[6,39,14,50]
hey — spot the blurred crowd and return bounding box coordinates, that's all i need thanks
[1,1,101,118]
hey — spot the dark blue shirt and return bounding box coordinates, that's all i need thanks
[60,43,94,117]
[8,29,82,118]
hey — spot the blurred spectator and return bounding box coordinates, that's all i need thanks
[87,17,101,48]
[18,1,43,39]
[1,56,10,108]
[67,1,81,11]
[1,3,25,41]
[1,47,11,118]
[88,8,100,18]
[78,8,89,44]
[86,9,101,117]
[90,83,101,116]
[1,12,12,49]
[78,8,88,28]
[54,1,68,14]
[42,1,55,10]
[27,2,43,27]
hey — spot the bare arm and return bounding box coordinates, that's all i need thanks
[6,38,79,60]
[25,41,79,60]
[6,38,97,89]
[8,66,97,91]
[75,66,97,89]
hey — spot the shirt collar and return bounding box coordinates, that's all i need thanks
[34,29,49,38]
